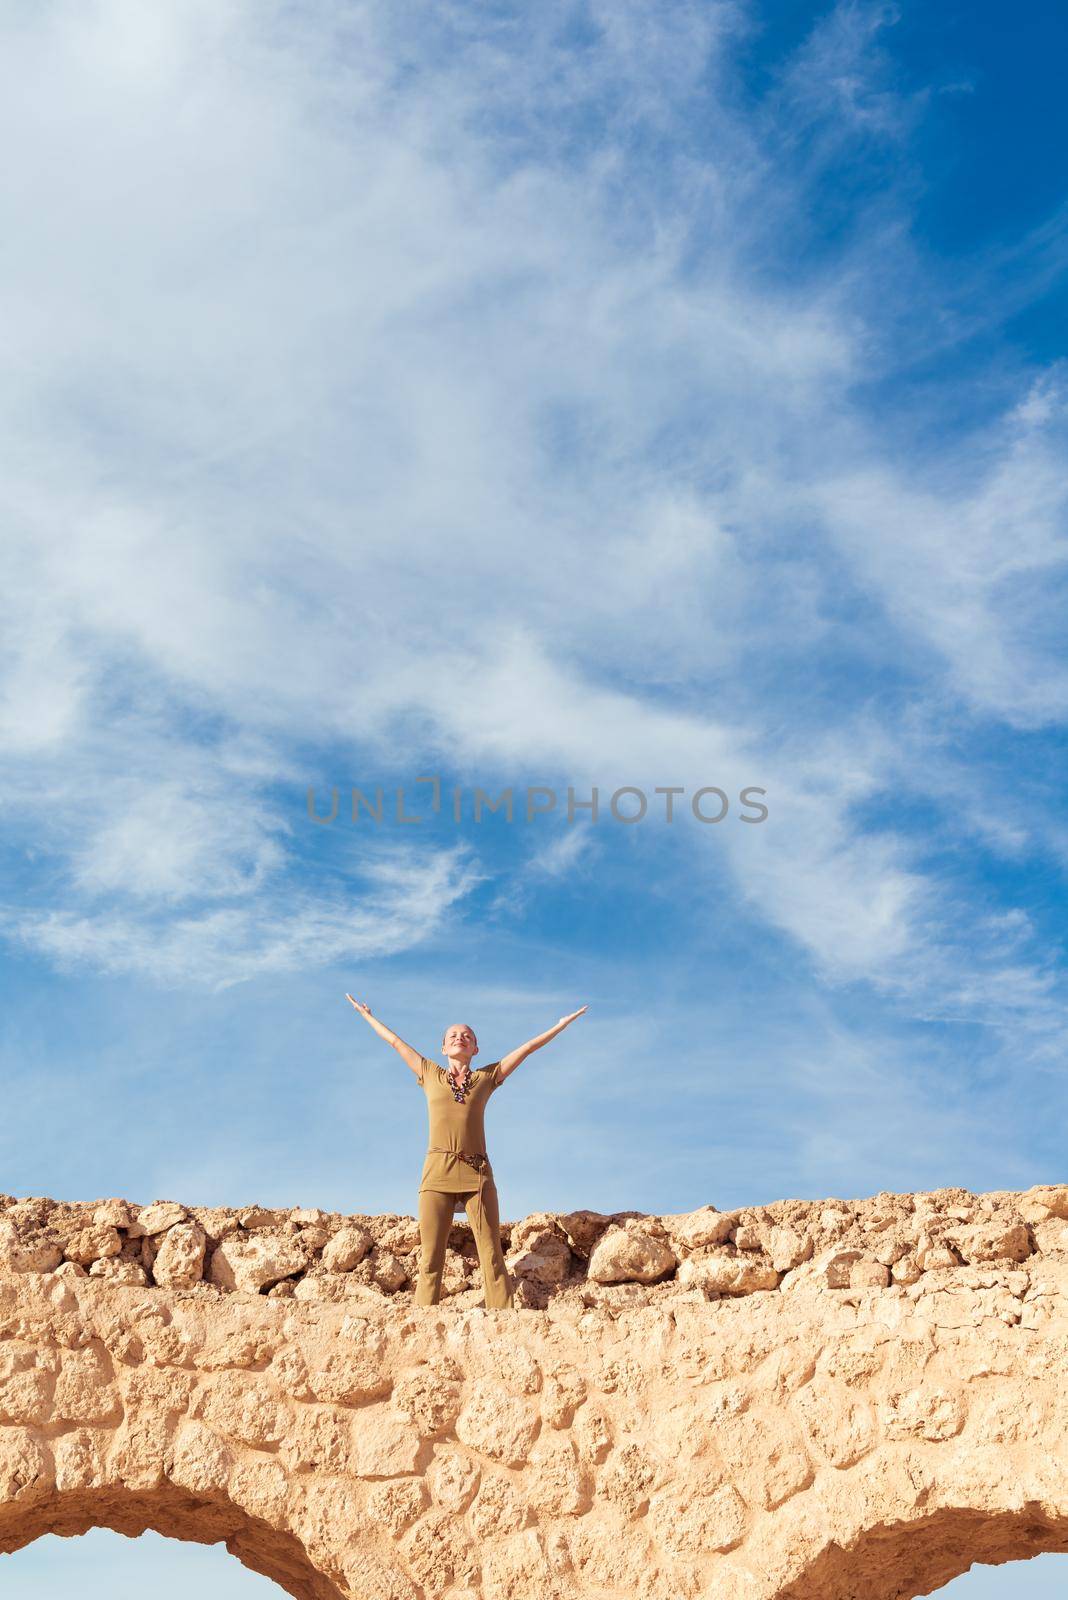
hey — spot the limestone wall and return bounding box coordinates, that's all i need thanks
[2,1182,1067,1312]
[0,1183,1066,1600]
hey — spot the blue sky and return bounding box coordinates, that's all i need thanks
[1,0,1066,1592]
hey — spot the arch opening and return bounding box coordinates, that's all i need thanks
[775,1505,1068,1600]
[0,1481,346,1600]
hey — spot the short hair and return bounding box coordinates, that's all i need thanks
[441,1022,478,1049]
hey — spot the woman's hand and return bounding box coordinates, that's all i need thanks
[498,1006,588,1078]
[344,999,417,1066]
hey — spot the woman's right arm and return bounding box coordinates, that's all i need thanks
[345,996,424,1078]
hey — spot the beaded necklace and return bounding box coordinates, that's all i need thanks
[443,1061,474,1102]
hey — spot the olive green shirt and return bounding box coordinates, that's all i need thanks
[416,1056,505,1192]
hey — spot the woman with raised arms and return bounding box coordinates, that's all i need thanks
[345,998,588,1309]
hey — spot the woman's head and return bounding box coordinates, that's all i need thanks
[441,1023,478,1062]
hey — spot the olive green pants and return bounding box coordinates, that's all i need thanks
[416,1183,514,1309]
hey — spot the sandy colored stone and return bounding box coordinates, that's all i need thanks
[947,1220,1033,1264]
[322,1225,373,1271]
[237,1207,284,1230]
[371,1250,408,1291]
[455,1382,540,1466]
[306,1346,391,1407]
[677,1254,781,1296]
[547,1210,610,1260]
[661,1204,737,1250]
[850,1260,891,1288]
[127,1201,189,1238]
[351,1408,421,1476]
[0,1223,62,1274]
[526,1431,586,1514]
[0,1185,1063,1598]
[1032,1216,1068,1253]
[365,1476,428,1533]
[541,1365,586,1427]
[467,1468,530,1537]
[151,1221,207,1288]
[507,1224,573,1286]
[587,1225,676,1284]
[88,1257,148,1285]
[426,1446,480,1512]
[208,1231,308,1292]
[768,1225,813,1271]
[392,1368,462,1434]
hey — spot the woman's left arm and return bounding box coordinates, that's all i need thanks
[497,1007,587,1081]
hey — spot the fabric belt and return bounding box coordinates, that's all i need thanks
[426,1147,490,1232]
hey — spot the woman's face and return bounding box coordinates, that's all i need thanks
[442,1024,477,1062]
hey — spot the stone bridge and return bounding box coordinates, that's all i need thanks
[1,1183,1067,1599]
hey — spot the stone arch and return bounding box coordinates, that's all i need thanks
[0,1481,344,1599]
[4,1185,1068,1600]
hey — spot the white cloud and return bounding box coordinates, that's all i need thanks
[0,0,1064,1033]
[486,819,600,916]
[807,374,1068,727]
[69,780,287,902]
[0,842,484,990]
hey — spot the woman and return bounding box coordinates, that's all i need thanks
[345,997,588,1309]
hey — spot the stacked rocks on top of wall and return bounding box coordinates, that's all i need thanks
[0,1185,1065,1314]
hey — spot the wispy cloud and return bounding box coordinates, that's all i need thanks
[0,0,1065,1043]
[0,842,485,990]
[487,820,600,916]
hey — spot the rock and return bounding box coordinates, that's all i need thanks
[662,1205,736,1251]
[88,1258,148,1286]
[127,1201,189,1238]
[371,1251,408,1292]
[1033,1217,1068,1254]
[191,1208,241,1243]
[237,1207,285,1231]
[677,1256,780,1296]
[365,1478,428,1534]
[556,1211,614,1259]
[208,1232,308,1293]
[426,1447,480,1512]
[947,1221,1033,1265]
[351,1412,421,1476]
[65,1226,122,1267]
[455,1384,540,1467]
[322,1226,373,1272]
[299,1225,330,1251]
[376,1221,421,1255]
[1019,1185,1068,1223]
[51,1260,87,1280]
[825,1250,864,1288]
[510,1213,566,1252]
[0,1222,63,1274]
[918,1244,962,1270]
[587,1227,676,1285]
[849,1260,891,1288]
[508,1227,574,1287]
[891,1253,923,1286]
[394,1370,463,1435]
[768,1226,813,1272]
[542,1367,587,1428]
[151,1222,208,1288]
[819,1204,854,1235]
